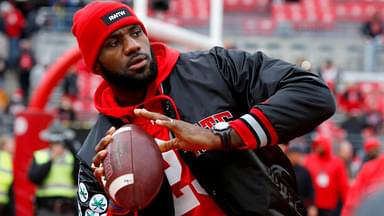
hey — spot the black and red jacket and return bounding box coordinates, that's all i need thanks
[77,43,335,216]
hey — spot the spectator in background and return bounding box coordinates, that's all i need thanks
[361,11,384,72]
[338,83,365,114]
[364,109,384,135]
[58,95,77,126]
[286,144,317,216]
[341,155,384,216]
[17,38,35,105]
[362,137,381,163]
[304,135,350,216]
[340,109,368,151]
[0,1,26,71]
[318,59,342,95]
[63,67,78,102]
[11,1,38,37]
[30,62,49,94]
[51,1,67,31]
[28,120,80,216]
[0,135,14,216]
[335,134,357,180]
[362,83,384,135]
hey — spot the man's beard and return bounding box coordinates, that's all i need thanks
[99,56,157,91]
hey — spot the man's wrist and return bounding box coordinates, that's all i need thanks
[229,129,245,149]
[211,122,242,149]
[220,128,232,149]
[212,121,246,150]
[211,122,233,149]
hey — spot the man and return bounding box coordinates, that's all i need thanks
[28,121,79,216]
[72,1,335,215]
[360,11,384,72]
[17,39,35,105]
[317,59,341,94]
[285,144,317,216]
[304,135,349,216]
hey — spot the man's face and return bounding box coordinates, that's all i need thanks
[95,25,155,90]
[315,144,325,156]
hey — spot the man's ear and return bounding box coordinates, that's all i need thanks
[93,62,102,75]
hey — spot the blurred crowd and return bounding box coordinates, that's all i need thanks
[0,0,102,128]
[280,56,384,215]
[1,0,384,216]
[0,2,99,215]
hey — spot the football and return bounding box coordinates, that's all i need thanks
[102,124,164,210]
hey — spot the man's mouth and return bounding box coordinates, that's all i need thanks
[128,55,148,71]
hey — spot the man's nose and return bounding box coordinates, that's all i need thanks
[123,36,140,55]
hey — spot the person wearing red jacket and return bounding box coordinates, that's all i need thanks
[341,155,384,216]
[0,1,26,70]
[304,135,350,216]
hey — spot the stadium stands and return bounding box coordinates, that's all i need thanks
[144,0,384,34]
[19,0,383,72]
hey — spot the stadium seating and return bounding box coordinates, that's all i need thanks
[147,0,384,34]
[272,0,335,31]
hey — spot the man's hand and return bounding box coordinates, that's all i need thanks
[134,108,224,152]
[91,126,116,185]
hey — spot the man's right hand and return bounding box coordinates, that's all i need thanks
[91,126,116,186]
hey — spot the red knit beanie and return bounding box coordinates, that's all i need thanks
[72,1,147,71]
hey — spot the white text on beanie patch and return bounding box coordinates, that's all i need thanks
[102,8,131,25]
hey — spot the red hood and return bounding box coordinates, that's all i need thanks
[94,42,180,118]
[312,135,333,159]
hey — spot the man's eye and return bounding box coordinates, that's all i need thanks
[108,39,119,47]
[132,30,142,37]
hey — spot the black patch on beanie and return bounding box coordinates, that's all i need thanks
[102,8,131,25]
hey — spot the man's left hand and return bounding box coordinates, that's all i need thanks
[134,108,223,152]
